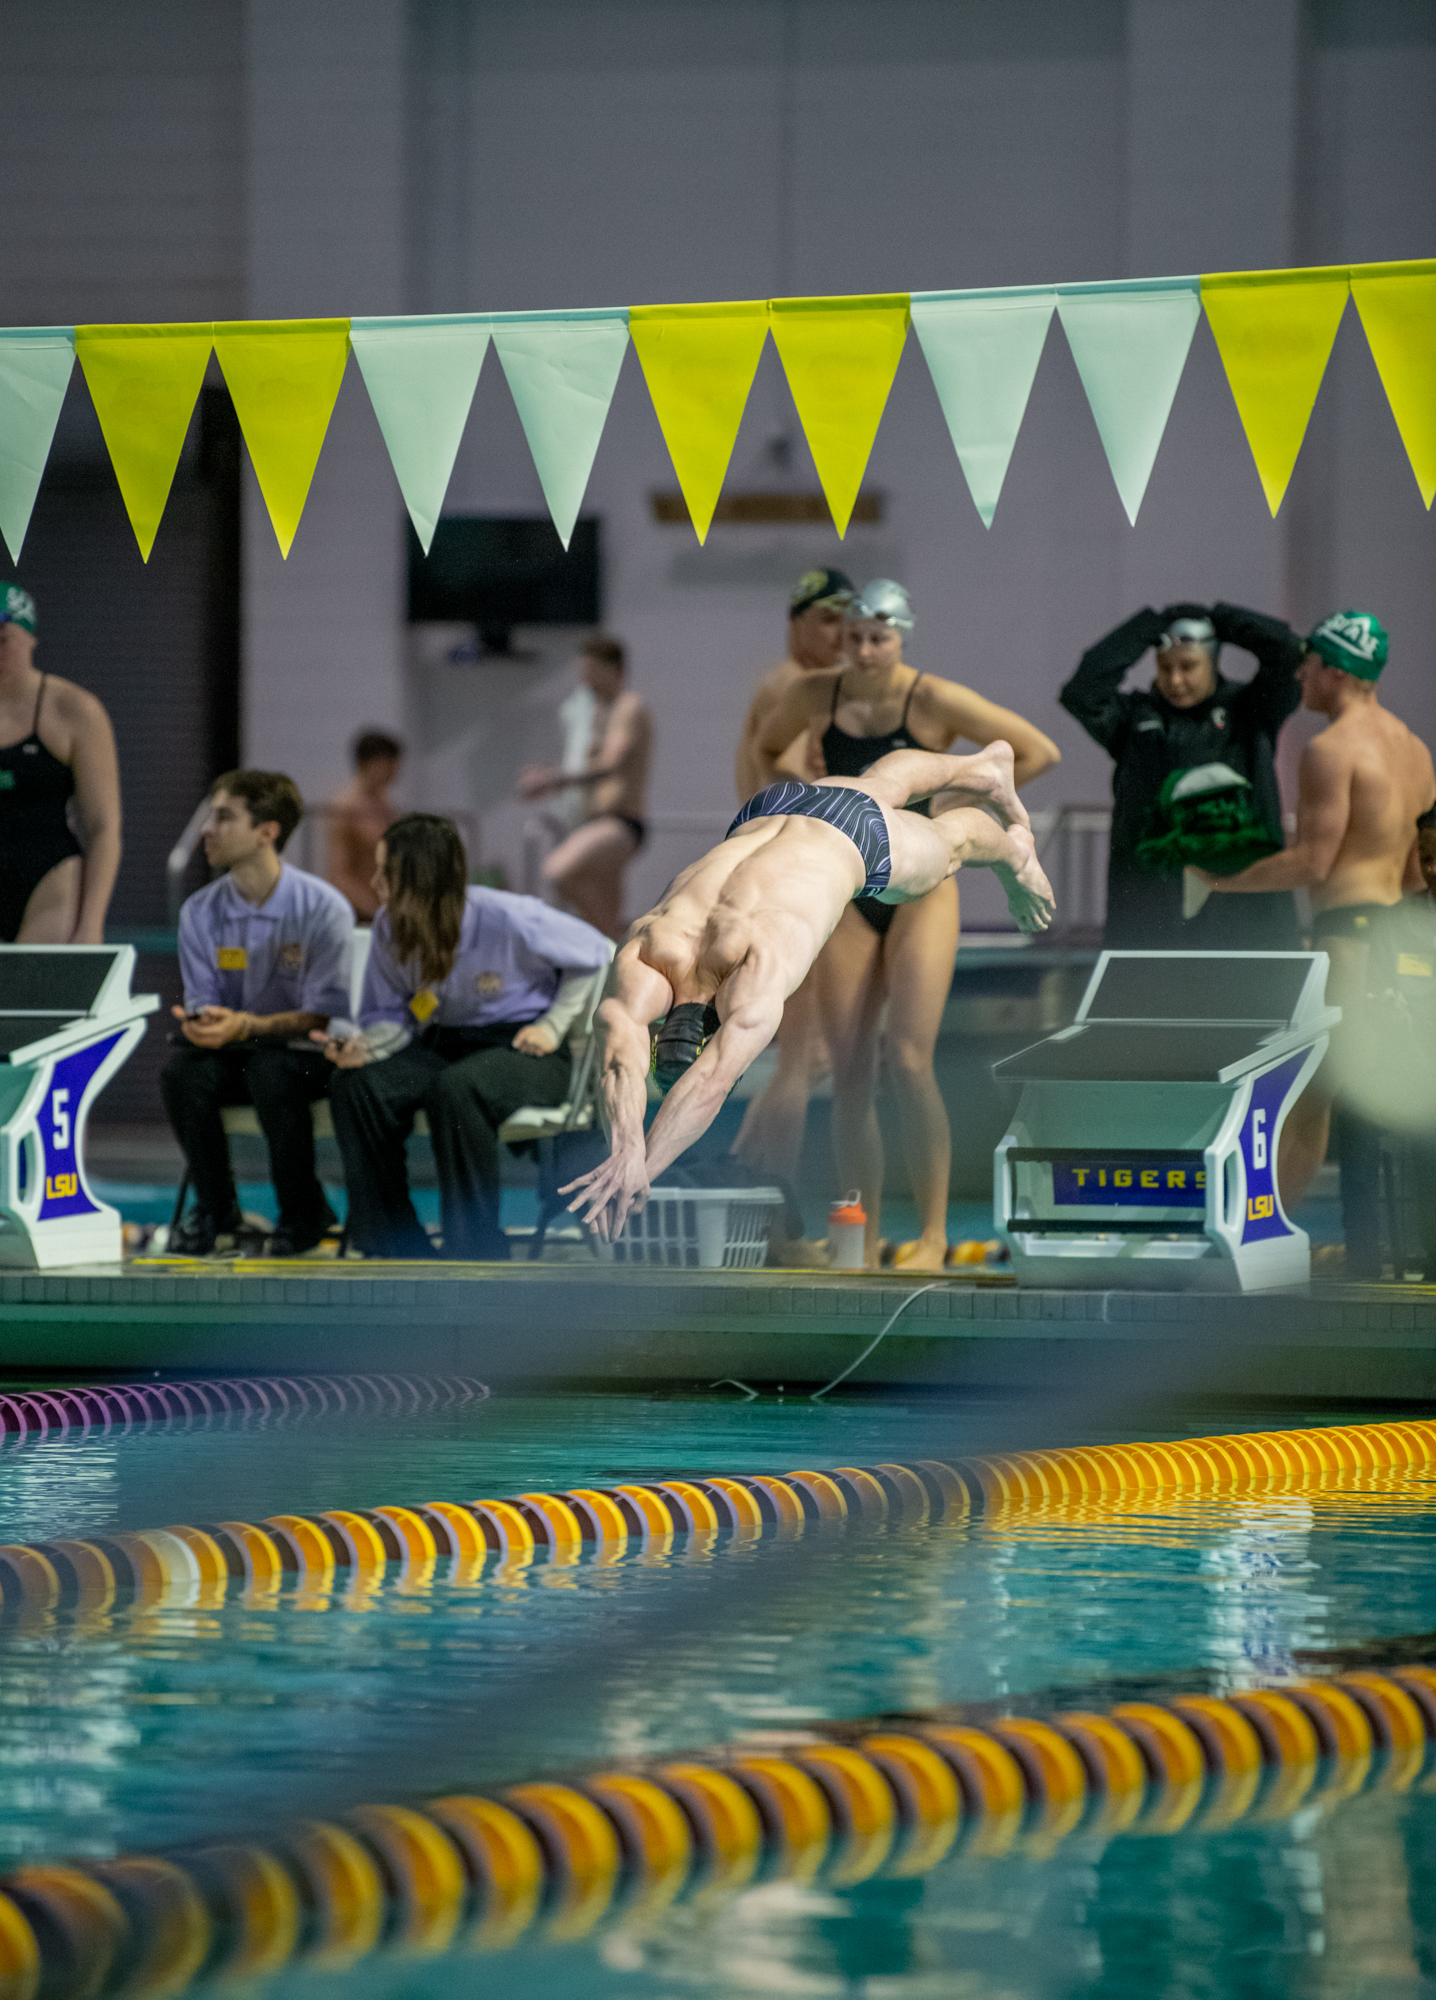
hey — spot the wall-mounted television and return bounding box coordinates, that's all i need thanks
[407,515,601,657]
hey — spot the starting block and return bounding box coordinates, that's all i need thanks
[0,946,158,1269]
[993,952,1338,1292]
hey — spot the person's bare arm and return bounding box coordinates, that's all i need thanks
[734,682,777,800]
[65,688,122,943]
[559,951,671,1233]
[1208,735,1350,893]
[924,681,1061,788]
[751,676,834,788]
[328,814,377,909]
[519,694,650,797]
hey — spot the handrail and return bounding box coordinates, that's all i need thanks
[166,796,213,927]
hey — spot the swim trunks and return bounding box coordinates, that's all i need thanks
[726,780,894,900]
[1310,901,1401,944]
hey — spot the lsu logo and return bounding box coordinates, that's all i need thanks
[475,972,503,997]
[278,941,305,972]
[45,1174,78,1200]
[1247,1194,1274,1221]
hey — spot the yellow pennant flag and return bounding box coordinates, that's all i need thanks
[75,323,214,561]
[1201,267,1350,515]
[769,294,909,535]
[1351,258,1436,508]
[629,301,768,542]
[212,318,350,555]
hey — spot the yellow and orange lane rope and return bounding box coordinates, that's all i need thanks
[0,1415,1432,1607]
[0,1661,1428,1998]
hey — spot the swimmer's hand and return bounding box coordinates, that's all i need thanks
[512,1021,559,1057]
[311,1028,372,1069]
[560,1148,650,1240]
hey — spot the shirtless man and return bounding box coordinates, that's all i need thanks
[729,568,852,1229]
[325,729,402,920]
[519,634,653,938]
[562,743,1055,1239]
[1199,610,1436,1244]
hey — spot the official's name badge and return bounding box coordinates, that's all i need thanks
[278,941,304,972]
[410,988,439,1022]
[217,946,247,970]
[475,972,503,997]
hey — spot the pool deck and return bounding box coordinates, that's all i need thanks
[1,1258,1435,1403]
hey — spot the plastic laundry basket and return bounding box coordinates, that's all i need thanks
[611,1186,784,1268]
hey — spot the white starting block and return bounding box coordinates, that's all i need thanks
[0,946,158,1269]
[993,952,1339,1293]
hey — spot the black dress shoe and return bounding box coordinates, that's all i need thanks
[168,1207,242,1258]
[267,1203,339,1258]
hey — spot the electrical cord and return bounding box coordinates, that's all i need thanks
[809,1282,945,1401]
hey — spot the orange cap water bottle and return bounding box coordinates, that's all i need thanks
[828,1191,867,1270]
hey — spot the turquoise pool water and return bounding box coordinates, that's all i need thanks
[0,1390,1432,1996]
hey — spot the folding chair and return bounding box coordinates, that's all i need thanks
[497,956,613,1260]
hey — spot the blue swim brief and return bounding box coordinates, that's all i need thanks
[726,780,894,899]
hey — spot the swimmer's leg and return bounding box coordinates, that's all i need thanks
[15,855,82,943]
[856,744,1027,830]
[888,807,1054,933]
[542,817,638,937]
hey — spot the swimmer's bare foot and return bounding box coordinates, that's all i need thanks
[991,824,1055,933]
[945,741,1028,831]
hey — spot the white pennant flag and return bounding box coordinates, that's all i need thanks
[349,315,491,553]
[490,308,629,548]
[0,328,75,562]
[1056,277,1201,523]
[910,287,1055,526]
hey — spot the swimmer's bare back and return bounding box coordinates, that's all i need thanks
[624,808,867,1010]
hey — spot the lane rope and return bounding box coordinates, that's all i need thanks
[0,1660,1428,1996]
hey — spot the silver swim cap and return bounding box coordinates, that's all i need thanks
[1158,616,1216,653]
[849,579,914,630]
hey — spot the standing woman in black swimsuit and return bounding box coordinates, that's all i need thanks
[0,586,122,943]
[754,580,1060,1267]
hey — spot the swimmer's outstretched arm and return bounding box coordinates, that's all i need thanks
[564,983,785,1240]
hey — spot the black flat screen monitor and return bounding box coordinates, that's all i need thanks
[407,516,600,656]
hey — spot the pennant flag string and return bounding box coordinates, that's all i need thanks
[1056,276,1202,525]
[1200,265,1350,517]
[769,293,910,539]
[489,307,630,551]
[629,301,770,545]
[213,318,351,557]
[76,323,214,562]
[350,315,490,555]
[0,328,75,565]
[1349,258,1436,510]
[910,286,1055,528]
[0,259,1431,564]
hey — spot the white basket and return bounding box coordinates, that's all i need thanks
[611,1186,785,1268]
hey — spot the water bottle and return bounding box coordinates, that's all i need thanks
[828,1191,867,1270]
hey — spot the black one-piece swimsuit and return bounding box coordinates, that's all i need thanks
[0,676,82,941]
[819,671,928,937]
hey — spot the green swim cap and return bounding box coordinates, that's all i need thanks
[1308,609,1387,679]
[0,585,36,634]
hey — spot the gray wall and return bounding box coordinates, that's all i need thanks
[2,0,1433,928]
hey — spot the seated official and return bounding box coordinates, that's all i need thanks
[161,771,353,1257]
[321,814,611,1261]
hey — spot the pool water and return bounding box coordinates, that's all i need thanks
[0,1389,1433,1997]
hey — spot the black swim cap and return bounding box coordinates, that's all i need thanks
[651,1001,721,1096]
[790,568,854,617]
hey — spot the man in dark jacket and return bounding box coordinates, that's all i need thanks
[1060,602,1304,948]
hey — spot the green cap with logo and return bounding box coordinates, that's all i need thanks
[1308,609,1387,680]
[0,585,36,634]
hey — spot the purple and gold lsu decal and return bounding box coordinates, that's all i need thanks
[35,1034,122,1221]
[1239,1051,1307,1244]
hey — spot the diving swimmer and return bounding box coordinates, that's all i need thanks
[561,742,1055,1239]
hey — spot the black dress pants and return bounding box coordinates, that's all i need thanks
[328,1029,572,1261]
[160,1042,333,1229]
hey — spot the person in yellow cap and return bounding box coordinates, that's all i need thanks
[0,584,122,942]
[1200,610,1435,1275]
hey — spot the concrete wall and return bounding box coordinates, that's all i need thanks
[0,0,1433,926]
